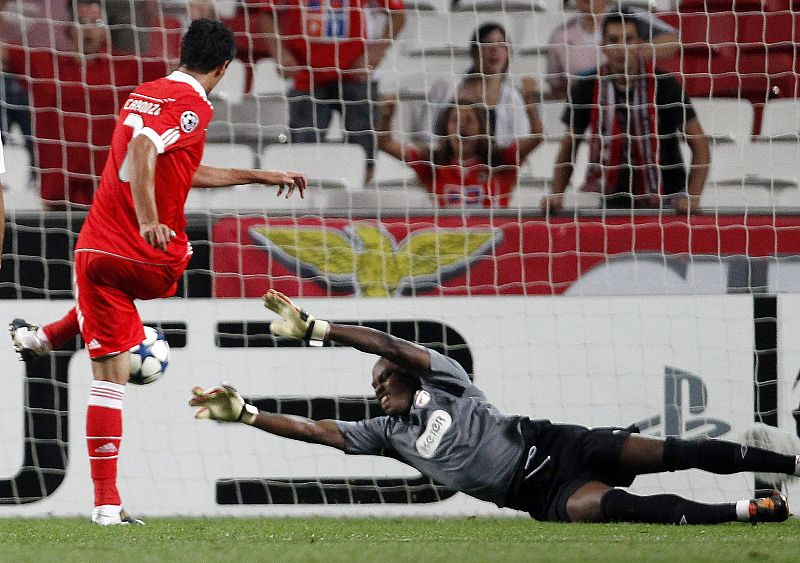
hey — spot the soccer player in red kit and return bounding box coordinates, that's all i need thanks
[9,19,307,525]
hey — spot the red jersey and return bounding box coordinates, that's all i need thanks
[404,144,520,208]
[77,71,214,266]
[258,0,403,91]
[4,47,167,205]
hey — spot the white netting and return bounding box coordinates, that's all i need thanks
[0,0,799,516]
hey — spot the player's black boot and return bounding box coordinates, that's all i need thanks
[749,491,790,523]
[9,318,51,361]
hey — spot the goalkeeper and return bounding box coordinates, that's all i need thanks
[191,290,798,524]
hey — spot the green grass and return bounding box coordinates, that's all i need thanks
[1,517,799,562]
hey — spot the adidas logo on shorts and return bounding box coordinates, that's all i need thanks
[87,339,101,350]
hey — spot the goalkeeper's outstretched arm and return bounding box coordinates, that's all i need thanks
[189,384,346,450]
[263,289,431,372]
[250,412,345,450]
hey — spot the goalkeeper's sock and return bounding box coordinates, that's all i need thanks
[87,381,124,507]
[42,308,80,350]
[601,488,736,524]
[664,436,796,475]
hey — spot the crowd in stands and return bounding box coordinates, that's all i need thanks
[0,0,797,211]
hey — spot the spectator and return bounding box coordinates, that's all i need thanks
[2,0,167,207]
[0,0,34,170]
[416,22,535,148]
[377,81,542,208]
[541,11,709,214]
[261,0,406,184]
[546,0,678,99]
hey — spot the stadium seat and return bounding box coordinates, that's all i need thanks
[1,143,31,192]
[453,0,547,12]
[262,143,367,191]
[210,58,246,105]
[404,0,451,12]
[207,96,288,148]
[700,182,778,210]
[677,0,761,12]
[690,98,754,142]
[374,152,417,187]
[251,59,286,96]
[202,143,256,170]
[522,140,560,184]
[747,140,800,186]
[760,99,800,139]
[539,101,567,140]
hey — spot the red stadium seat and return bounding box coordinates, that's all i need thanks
[677,0,784,12]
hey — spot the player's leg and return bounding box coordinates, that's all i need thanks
[618,434,800,477]
[288,85,334,144]
[341,80,376,184]
[75,252,146,525]
[566,481,787,524]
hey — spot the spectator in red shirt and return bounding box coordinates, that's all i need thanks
[260,0,405,184]
[377,80,543,208]
[2,0,167,207]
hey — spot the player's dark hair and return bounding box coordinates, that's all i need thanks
[602,10,640,40]
[467,22,510,75]
[180,18,236,73]
[432,95,503,167]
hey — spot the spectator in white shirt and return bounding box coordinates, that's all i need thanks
[416,22,537,148]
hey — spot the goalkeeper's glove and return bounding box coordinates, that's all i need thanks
[189,383,258,425]
[263,289,329,345]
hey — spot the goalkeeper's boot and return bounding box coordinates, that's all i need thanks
[9,318,51,361]
[749,491,790,523]
[91,505,145,526]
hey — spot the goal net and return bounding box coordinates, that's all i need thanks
[1,0,799,516]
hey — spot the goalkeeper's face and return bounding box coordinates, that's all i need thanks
[371,359,418,416]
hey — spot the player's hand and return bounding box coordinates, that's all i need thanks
[265,170,306,199]
[377,96,397,133]
[189,383,258,425]
[673,194,700,214]
[262,289,330,343]
[139,222,175,251]
[540,193,564,214]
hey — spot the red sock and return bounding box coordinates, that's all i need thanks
[86,381,125,507]
[42,308,80,350]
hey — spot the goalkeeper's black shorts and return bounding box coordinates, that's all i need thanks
[504,418,634,522]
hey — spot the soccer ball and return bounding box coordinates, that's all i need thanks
[129,326,170,385]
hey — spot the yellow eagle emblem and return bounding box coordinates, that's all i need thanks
[249,222,502,297]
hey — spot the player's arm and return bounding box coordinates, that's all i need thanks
[129,135,174,251]
[515,77,544,163]
[189,384,346,450]
[376,97,405,162]
[191,164,307,198]
[676,117,710,214]
[263,289,431,372]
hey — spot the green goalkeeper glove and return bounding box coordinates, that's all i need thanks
[263,289,330,345]
[189,383,258,425]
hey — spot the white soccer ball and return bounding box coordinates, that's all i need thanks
[129,326,170,385]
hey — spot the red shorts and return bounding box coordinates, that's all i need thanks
[74,250,187,358]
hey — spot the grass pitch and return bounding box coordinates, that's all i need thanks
[1,517,799,562]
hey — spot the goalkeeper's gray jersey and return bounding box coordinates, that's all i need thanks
[335,349,525,507]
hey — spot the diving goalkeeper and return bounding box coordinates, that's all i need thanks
[190,290,797,524]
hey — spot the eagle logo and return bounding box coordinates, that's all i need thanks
[249,222,502,297]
